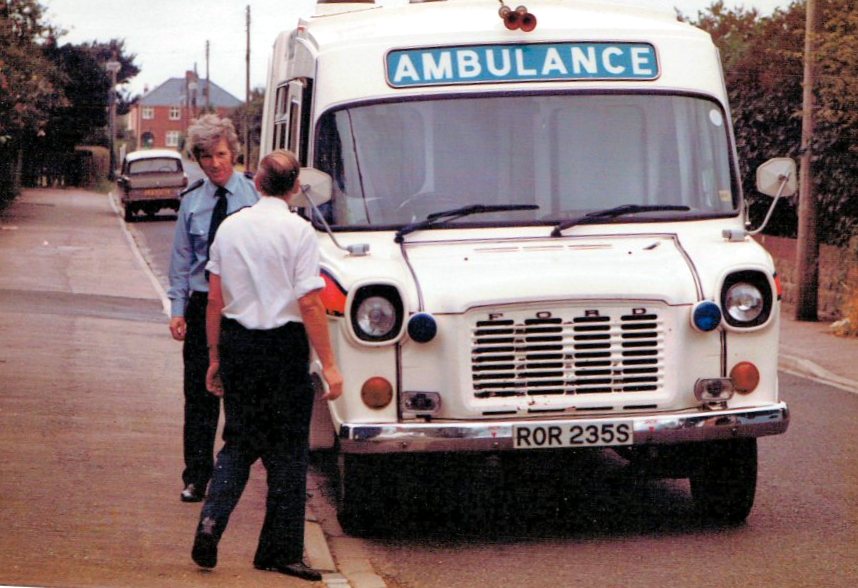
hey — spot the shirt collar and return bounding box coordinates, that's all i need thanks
[254,196,291,211]
[205,171,241,197]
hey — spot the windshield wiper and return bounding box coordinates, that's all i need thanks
[550,204,691,237]
[395,203,539,243]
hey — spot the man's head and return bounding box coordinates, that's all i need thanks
[255,150,300,199]
[187,114,240,187]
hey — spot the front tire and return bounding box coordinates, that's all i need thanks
[690,438,758,524]
[337,453,382,536]
[124,205,134,222]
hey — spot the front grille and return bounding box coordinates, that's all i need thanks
[470,305,664,398]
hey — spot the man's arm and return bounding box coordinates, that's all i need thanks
[204,273,225,397]
[298,291,343,400]
[167,208,192,340]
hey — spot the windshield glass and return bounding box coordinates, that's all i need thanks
[315,93,736,228]
[128,158,182,175]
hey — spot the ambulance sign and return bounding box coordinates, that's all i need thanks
[386,42,658,88]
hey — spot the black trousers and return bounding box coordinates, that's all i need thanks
[198,318,314,564]
[182,291,221,489]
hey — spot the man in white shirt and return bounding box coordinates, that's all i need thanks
[191,150,342,582]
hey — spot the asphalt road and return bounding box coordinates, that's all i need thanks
[130,210,858,588]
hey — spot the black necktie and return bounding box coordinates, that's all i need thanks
[205,187,228,280]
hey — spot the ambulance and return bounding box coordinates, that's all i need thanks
[260,0,791,533]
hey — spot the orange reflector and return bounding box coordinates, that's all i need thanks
[730,361,760,394]
[320,271,346,316]
[774,272,783,300]
[361,377,393,409]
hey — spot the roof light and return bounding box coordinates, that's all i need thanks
[498,2,536,32]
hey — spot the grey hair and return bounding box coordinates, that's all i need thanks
[187,114,240,162]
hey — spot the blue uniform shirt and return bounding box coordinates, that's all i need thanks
[167,171,260,317]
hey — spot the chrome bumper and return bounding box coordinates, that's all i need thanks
[338,403,789,454]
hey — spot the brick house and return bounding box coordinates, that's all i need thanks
[127,71,243,151]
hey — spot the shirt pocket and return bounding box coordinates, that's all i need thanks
[189,216,210,258]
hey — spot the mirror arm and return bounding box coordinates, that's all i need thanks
[299,184,369,257]
[747,172,791,236]
[723,171,792,242]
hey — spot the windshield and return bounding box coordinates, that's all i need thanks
[315,93,737,229]
[127,158,182,175]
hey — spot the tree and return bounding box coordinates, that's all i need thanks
[41,39,140,150]
[231,87,265,170]
[0,0,66,203]
[690,0,858,247]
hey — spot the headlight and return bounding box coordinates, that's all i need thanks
[725,283,764,323]
[356,296,397,337]
[350,285,404,342]
[721,271,773,328]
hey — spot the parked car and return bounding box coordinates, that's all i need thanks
[117,149,188,222]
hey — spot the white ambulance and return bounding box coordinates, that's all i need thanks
[260,0,791,532]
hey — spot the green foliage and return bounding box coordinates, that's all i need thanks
[0,0,67,142]
[231,87,265,170]
[690,0,858,246]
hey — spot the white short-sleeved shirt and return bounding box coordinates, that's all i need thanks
[206,196,324,330]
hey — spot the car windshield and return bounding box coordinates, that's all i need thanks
[128,157,181,175]
[315,93,737,229]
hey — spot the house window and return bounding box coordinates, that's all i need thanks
[142,106,154,120]
[166,131,181,147]
[169,107,181,121]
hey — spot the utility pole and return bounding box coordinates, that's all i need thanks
[205,40,211,111]
[105,56,121,181]
[244,5,251,170]
[795,0,824,321]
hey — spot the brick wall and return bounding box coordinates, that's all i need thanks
[754,234,858,320]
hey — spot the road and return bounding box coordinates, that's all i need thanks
[131,214,858,588]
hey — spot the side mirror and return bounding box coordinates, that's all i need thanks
[293,167,332,208]
[756,157,797,198]
[294,167,369,256]
[723,157,797,241]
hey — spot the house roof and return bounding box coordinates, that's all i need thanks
[139,78,242,108]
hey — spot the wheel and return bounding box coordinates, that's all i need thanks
[124,205,134,222]
[690,438,758,524]
[337,453,382,536]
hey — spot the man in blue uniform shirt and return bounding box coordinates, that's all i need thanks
[167,114,260,503]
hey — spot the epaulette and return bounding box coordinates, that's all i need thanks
[243,170,255,180]
[179,178,205,197]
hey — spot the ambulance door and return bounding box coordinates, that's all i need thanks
[274,79,312,165]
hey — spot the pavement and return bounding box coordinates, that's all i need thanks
[1,187,856,588]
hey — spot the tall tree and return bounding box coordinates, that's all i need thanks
[41,39,140,150]
[0,0,66,203]
[691,0,858,246]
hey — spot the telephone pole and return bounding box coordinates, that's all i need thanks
[795,0,823,321]
[244,5,251,170]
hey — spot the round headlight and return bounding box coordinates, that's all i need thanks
[725,282,764,323]
[355,296,397,338]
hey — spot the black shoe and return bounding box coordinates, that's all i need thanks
[254,560,322,582]
[191,530,218,569]
[181,483,204,503]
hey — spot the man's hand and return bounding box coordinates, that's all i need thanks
[321,364,343,400]
[206,361,224,397]
[169,316,187,341]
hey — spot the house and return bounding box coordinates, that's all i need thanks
[127,71,243,151]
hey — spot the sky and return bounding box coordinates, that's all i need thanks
[41,0,790,100]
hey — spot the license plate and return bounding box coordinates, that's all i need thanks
[142,188,173,197]
[514,421,634,449]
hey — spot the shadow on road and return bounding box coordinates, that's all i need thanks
[312,448,717,544]
[126,213,178,224]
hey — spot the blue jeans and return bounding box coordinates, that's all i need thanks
[197,319,314,565]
